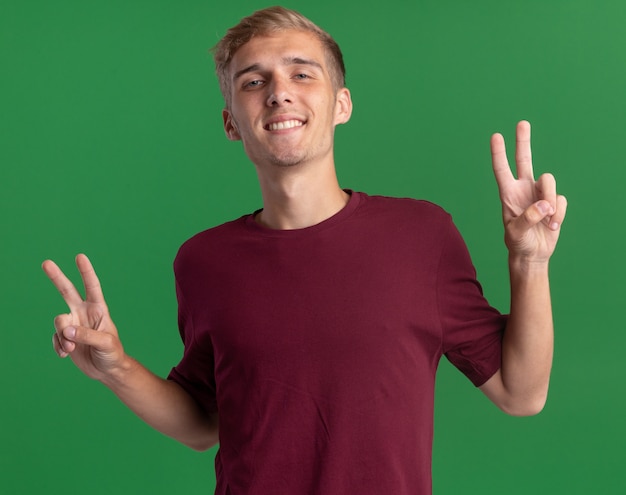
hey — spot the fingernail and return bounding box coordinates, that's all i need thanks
[65,326,76,339]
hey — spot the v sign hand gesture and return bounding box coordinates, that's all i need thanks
[43,254,126,382]
[479,121,567,415]
[43,253,219,450]
[491,121,567,263]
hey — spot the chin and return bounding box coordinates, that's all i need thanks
[267,150,308,167]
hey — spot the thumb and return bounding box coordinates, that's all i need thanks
[62,324,116,351]
[507,200,554,238]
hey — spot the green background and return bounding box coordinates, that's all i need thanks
[2,0,624,493]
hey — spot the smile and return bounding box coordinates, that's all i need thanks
[266,120,304,131]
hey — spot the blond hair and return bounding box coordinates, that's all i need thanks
[213,6,346,106]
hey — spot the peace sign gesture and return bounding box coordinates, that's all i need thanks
[43,254,125,381]
[491,121,567,263]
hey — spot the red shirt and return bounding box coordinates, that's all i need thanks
[169,192,505,494]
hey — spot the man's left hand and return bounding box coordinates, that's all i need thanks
[491,120,568,263]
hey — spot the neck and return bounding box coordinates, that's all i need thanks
[255,161,348,230]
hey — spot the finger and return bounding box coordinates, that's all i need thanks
[491,132,514,190]
[515,120,534,180]
[508,200,552,239]
[535,173,557,216]
[52,332,69,358]
[549,194,568,231]
[63,324,116,351]
[42,259,84,310]
[54,313,74,332]
[75,254,106,304]
[54,313,76,354]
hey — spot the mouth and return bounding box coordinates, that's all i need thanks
[264,119,305,131]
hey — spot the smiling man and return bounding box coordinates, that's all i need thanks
[221,26,353,230]
[44,6,567,495]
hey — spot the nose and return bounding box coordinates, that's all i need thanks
[266,76,292,107]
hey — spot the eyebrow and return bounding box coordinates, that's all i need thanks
[232,57,324,82]
[233,63,262,81]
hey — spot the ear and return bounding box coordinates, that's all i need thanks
[223,109,241,141]
[333,88,353,126]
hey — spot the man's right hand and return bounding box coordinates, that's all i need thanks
[43,253,219,450]
[43,254,126,382]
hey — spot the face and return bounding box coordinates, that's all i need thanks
[222,29,352,169]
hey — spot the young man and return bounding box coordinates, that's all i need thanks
[43,6,567,494]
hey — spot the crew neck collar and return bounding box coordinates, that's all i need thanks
[244,190,361,237]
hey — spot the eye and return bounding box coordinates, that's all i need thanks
[294,73,310,80]
[244,79,264,89]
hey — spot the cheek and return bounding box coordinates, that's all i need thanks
[229,110,255,137]
[308,94,335,120]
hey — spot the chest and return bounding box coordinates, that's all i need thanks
[190,232,443,388]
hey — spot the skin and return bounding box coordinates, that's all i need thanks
[42,254,218,451]
[222,30,352,229]
[479,121,567,414]
[43,29,567,453]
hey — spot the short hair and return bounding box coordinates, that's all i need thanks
[213,6,346,106]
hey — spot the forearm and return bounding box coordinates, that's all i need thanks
[499,256,554,414]
[101,356,218,451]
[484,120,566,415]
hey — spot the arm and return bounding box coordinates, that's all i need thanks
[43,254,218,451]
[479,121,567,416]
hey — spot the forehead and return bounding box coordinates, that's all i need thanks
[229,29,328,76]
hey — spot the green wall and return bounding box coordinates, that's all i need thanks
[2,0,624,493]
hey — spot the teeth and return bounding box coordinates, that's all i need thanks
[268,120,303,131]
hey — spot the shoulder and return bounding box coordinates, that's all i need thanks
[174,215,250,275]
[178,216,246,250]
[354,192,452,229]
[339,192,459,257]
